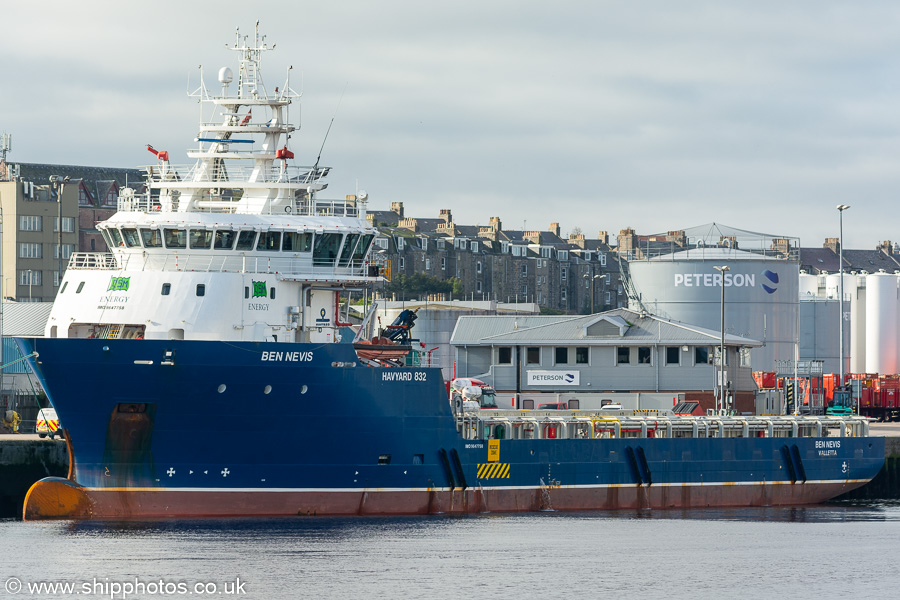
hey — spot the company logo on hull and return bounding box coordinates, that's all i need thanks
[761,270,779,294]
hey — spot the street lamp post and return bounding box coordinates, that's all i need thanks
[713,265,730,414]
[837,204,850,403]
[50,175,70,291]
[583,272,607,314]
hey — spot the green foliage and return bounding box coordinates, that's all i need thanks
[384,273,457,300]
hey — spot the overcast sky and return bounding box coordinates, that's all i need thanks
[2,1,899,249]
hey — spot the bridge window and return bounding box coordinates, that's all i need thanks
[161,283,171,295]
[338,233,361,267]
[282,232,312,252]
[164,229,186,249]
[235,230,256,251]
[140,228,163,248]
[196,284,206,297]
[121,228,141,248]
[257,231,282,251]
[214,229,236,250]
[189,229,213,250]
[313,233,343,265]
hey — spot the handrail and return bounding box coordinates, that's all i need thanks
[66,251,373,278]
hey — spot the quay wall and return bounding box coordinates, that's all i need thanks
[0,439,68,518]
[835,437,900,502]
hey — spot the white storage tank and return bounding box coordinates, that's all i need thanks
[825,273,841,299]
[799,273,819,297]
[864,272,898,375]
[849,274,867,374]
[628,246,799,372]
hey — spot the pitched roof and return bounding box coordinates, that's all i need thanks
[450,307,761,346]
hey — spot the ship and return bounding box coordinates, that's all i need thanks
[19,26,884,519]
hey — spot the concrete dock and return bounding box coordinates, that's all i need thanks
[0,435,68,518]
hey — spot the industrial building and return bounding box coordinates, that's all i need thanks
[450,307,764,413]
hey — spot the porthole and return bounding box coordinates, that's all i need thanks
[217,384,227,394]
[263,385,272,395]
[300,385,308,394]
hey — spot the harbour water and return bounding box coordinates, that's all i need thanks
[2,501,898,599]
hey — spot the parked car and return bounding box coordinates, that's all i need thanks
[35,408,64,439]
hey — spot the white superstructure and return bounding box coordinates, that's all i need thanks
[45,25,377,344]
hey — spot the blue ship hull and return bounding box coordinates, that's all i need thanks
[17,338,885,519]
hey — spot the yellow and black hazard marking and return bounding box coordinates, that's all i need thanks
[477,463,510,479]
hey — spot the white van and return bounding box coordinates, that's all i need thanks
[35,408,63,439]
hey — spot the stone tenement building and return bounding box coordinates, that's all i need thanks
[367,203,626,314]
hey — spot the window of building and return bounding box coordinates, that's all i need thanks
[53,217,76,233]
[396,237,405,251]
[740,347,752,367]
[526,347,540,365]
[498,347,512,364]
[53,272,60,287]
[638,347,651,364]
[441,257,446,271]
[19,243,42,259]
[555,347,568,365]
[617,347,630,364]
[425,258,431,270]
[19,270,41,285]
[420,237,428,251]
[375,237,389,250]
[399,257,405,269]
[520,284,527,295]
[599,253,607,266]
[575,347,589,364]
[521,263,527,277]
[476,261,482,273]
[79,187,91,205]
[666,346,680,365]
[561,288,567,301]
[695,347,710,365]
[470,241,479,252]
[558,250,568,261]
[476,280,482,293]
[53,244,75,259]
[561,268,567,281]
[19,216,42,231]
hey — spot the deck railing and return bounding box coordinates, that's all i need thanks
[67,252,373,278]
